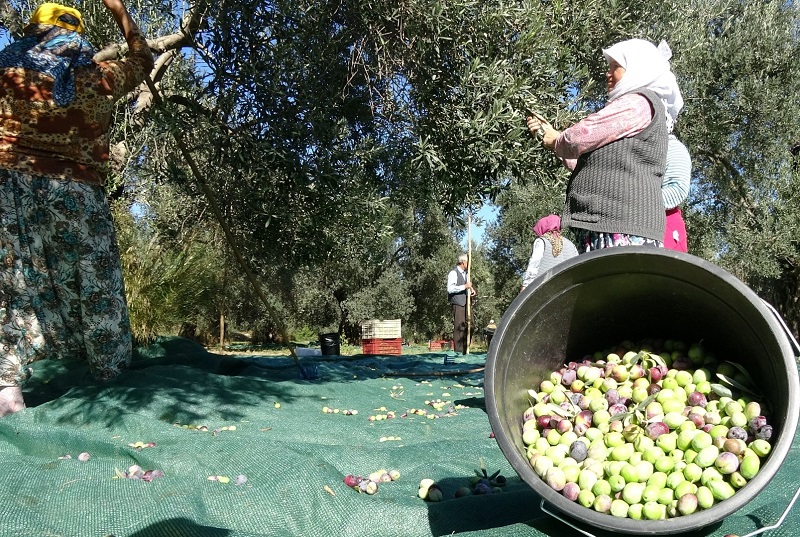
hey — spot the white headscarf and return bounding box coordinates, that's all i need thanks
[602,38,684,132]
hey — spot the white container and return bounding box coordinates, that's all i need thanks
[361,319,401,339]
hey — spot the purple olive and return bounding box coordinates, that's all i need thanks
[561,369,577,386]
[648,367,663,382]
[609,403,628,416]
[722,438,746,456]
[562,482,580,501]
[570,441,588,462]
[646,422,670,440]
[473,482,493,495]
[344,475,361,488]
[537,415,552,429]
[677,493,698,515]
[748,415,767,433]
[727,427,748,441]
[688,413,705,428]
[755,425,773,441]
[647,383,662,396]
[688,391,708,407]
[575,410,594,427]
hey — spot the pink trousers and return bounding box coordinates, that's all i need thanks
[663,208,688,253]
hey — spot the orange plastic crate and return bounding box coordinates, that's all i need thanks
[362,338,402,355]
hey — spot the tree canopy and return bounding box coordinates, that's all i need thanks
[1,0,798,343]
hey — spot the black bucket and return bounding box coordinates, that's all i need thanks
[485,248,799,535]
[318,333,340,356]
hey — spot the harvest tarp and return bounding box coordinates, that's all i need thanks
[0,337,797,537]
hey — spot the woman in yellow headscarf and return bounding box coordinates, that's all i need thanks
[0,0,153,416]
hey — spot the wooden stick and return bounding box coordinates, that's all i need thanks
[465,212,472,354]
[141,76,301,370]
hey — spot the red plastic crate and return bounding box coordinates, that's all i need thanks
[428,339,454,351]
[362,338,402,355]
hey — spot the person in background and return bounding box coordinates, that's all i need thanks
[483,318,497,349]
[521,214,579,291]
[663,133,691,252]
[446,254,476,355]
[527,38,681,252]
[0,0,154,416]
[656,40,691,253]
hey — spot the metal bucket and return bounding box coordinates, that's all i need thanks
[485,248,799,535]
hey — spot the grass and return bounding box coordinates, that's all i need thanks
[211,340,489,357]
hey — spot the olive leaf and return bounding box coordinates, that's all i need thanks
[723,361,759,389]
[635,393,658,412]
[633,351,651,365]
[649,354,668,368]
[710,383,733,398]
[717,374,760,397]
[546,403,574,418]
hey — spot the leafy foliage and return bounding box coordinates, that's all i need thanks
[115,205,224,344]
[2,0,799,343]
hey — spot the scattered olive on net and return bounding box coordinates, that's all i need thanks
[343,468,401,495]
[521,340,775,521]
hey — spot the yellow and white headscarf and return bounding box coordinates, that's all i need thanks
[28,3,85,34]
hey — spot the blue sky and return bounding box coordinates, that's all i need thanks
[463,203,498,248]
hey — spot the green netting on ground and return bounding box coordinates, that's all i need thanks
[0,336,798,537]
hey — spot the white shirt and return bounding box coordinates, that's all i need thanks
[521,238,545,289]
[447,266,469,294]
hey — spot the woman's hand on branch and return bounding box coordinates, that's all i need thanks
[526,112,560,151]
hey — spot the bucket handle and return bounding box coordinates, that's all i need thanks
[540,485,800,537]
[539,499,598,537]
[738,485,800,537]
[761,299,800,358]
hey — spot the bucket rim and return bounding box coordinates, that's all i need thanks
[485,247,800,535]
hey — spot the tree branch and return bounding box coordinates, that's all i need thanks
[95,3,207,61]
[696,148,759,221]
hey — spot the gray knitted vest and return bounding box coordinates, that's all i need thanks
[448,267,467,306]
[563,88,667,241]
[538,236,579,274]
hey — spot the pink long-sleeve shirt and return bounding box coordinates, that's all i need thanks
[554,93,655,171]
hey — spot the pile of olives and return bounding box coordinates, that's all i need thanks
[521,341,774,520]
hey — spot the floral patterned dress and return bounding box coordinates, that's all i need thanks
[0,25,152,386]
